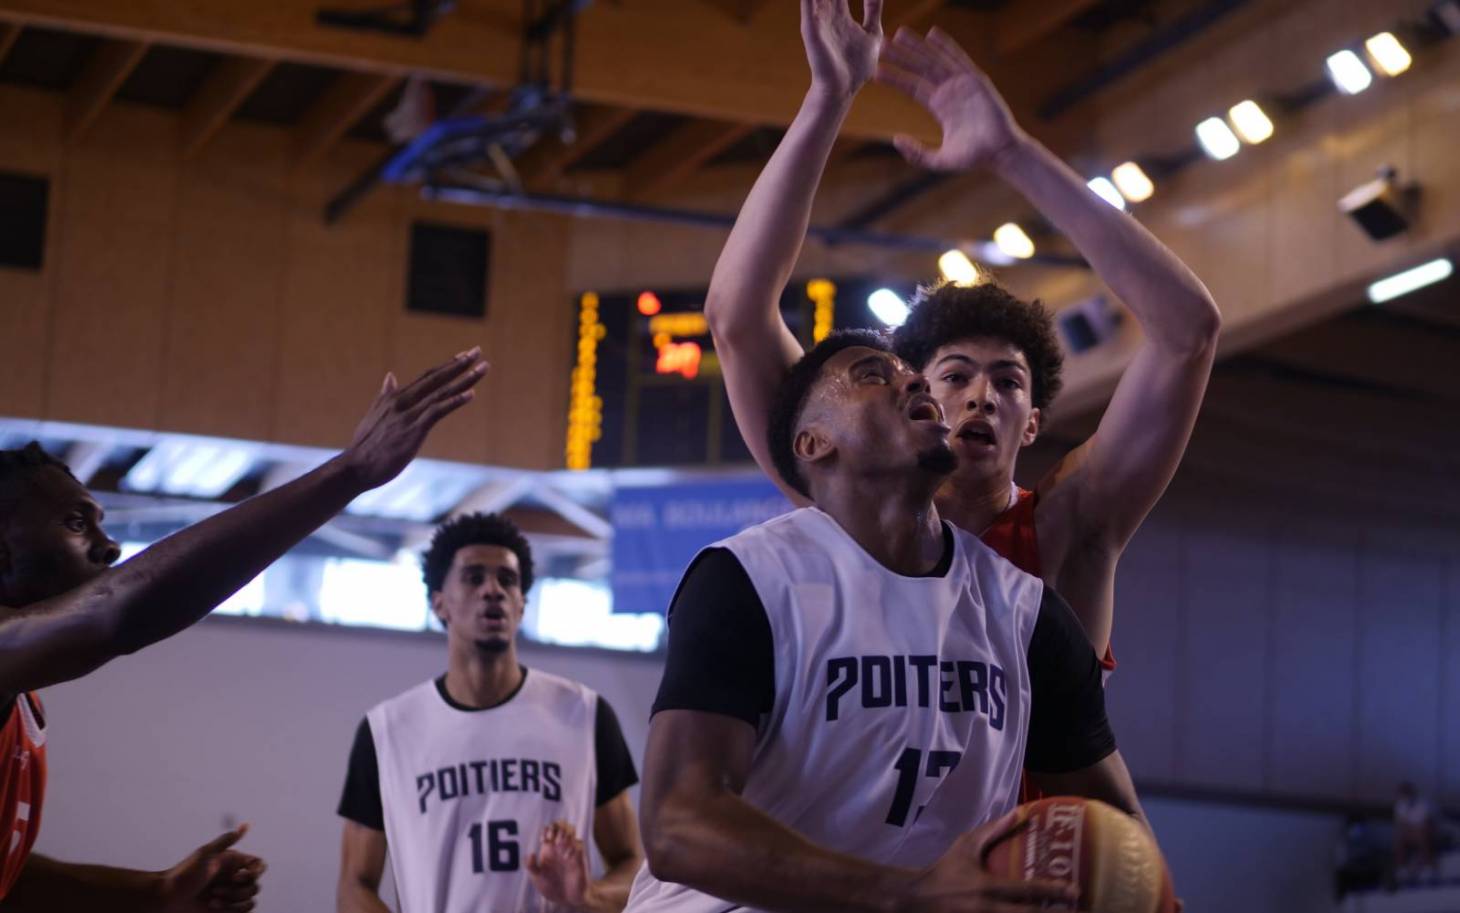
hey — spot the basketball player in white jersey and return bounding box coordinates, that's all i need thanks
[626,331,1152,913]
[707,0,1221,671]
[336,513,643,913]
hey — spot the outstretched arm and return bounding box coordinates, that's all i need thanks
[878,28,1221,545]
[706,0,884,505]
[0,350,486,697]
[6,825,266,913]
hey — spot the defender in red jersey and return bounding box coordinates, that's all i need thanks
[0,349,485,909]
[704,1,1217,677]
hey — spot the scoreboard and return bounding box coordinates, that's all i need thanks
[566,277,904,470]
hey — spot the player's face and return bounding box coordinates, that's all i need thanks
[0,466,120,608]
[806,346,954,481]
[923,337,1040,482]
[433,544,526,654]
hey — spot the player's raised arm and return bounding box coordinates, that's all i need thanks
[877,27,1220,644]
[0,349,487,697]
[705,0,884,506]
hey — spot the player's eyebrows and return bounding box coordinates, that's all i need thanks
[458,562,517,577]
[847,353,895,376]
[932,353,1028,375]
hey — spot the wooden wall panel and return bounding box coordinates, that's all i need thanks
[271,152,396,450]
[0,87,61,420]
[158,122,289,440]
[47,105,178,430]
[479,208,574,469]
[387,198,494,467]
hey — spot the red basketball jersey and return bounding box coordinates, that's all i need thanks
[984,489,1116,803]
[980,487,1116,672]
[0,693,46,901]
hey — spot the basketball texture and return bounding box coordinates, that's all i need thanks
[981,797,1176,913]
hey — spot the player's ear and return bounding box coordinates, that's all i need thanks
[430,590,448,628]
[1021,407,1041,447]
[793,423,835,469]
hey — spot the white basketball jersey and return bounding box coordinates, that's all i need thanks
[368,670,598,913]
[626,507,1043,913]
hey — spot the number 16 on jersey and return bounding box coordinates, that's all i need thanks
[467,820,520,872]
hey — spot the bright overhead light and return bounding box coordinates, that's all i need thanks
[1367,258,1453,303]
[993,223,1035,260]
[1326,49,1373,94]
[938,249,980,286]
[1087,176,1126,210]
[868,288,910,327]
[1227,100,1274,144]
[1195,117,1241,160]
[1111,162,1154,203]
[1365,31,1412,76]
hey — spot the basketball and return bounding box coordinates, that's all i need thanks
[982,797,1176,913]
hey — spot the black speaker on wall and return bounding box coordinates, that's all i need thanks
[406,221,490,318]
[0,172,48,271]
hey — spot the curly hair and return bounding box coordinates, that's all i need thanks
[767,329,893,499]
[0,442,77,511]
[421,512,535,598]
[891,280,1064,411]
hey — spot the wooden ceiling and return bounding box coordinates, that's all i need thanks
[0,0,1256,225]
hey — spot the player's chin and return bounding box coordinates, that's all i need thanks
[472,635,512,654]
[915,442,958,477]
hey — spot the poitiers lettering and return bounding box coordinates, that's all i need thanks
[826,655,1006,729]
[416,758,562,814]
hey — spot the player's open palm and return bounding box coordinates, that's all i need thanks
[876,26,1024,172]
[158,824,267,913]
[908,811,1077,913]
[802,0,884,99]
[343,348,488,490]
[527,821,590,911]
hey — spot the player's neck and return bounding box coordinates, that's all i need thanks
[812,474,945,576]
[936,467,1016,536]
[444,644,524,709]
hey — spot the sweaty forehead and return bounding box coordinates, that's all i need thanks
[928,337,1030,372]
[449,544,520,574]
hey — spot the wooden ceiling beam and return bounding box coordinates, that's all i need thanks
[518,104,637,186]
[294,71,400,165]
[0,0,938,143]
[181,56,275,160]
[625,119,756,199]
[996,0,1101,56]
[65,38,148,141]
[0,22,20,67]
[661,0,951,197]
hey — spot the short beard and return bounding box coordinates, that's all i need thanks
[916,442,958,477]
[473,637,511,655]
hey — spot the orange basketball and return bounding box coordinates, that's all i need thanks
[981,797,1176,912]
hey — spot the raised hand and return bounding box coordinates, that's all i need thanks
[876,26,1025,172]
[801,0,885,99]
[158,824,267,913]
[907,811,1077,912]
[526,821,592,911]
[342,348,488,490]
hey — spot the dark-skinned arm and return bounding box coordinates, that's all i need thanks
[336,822,392,913]
[0,350,487,697]
[4,826,265,913]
